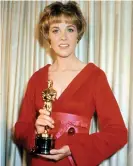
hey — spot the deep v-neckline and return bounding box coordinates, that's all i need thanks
[46,63,90,101]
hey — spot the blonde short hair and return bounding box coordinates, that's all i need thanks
[37,1,86,47]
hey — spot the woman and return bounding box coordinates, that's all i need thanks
[14,1,127,166]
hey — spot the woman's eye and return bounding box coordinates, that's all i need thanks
[68,28,74,32]
[52,29,59,33]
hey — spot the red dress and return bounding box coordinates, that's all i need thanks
[14,63,127,166]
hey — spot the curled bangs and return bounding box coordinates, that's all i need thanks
[48,14,79,28]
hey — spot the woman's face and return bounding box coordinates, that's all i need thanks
[48,18,78,58]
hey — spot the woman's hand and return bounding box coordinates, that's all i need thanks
[35,108,55,134]
[38,145,71,161]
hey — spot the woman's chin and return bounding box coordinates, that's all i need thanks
[54,51,72,58]
[58,54,70,58]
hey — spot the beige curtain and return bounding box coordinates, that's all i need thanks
[1,1,133,166]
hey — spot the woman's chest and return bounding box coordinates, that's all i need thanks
[34,79,96,119]
[48,70,81,99]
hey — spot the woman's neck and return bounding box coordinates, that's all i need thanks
[50,55,83,72]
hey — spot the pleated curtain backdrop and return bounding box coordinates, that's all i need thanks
[1,1,133,166]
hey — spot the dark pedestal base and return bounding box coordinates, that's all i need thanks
[31,134,55,155]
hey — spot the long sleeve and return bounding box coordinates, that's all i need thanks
[56,70,127,166]
[14,76,36,151]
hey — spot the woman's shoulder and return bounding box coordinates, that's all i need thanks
[29,64,50,83]
[34,64,49,75]
[88,63,109,86]
[88,62,105,75]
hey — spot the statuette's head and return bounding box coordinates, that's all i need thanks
[48,80,53,88]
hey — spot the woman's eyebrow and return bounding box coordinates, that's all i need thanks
[50,24,76,30]
[50,26,59,29]
[50,26,59,30]
[67,25,76,28]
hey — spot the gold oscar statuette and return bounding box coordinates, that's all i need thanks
[31,80,57,154]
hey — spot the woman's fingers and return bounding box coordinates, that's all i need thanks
[35,109,54,133]
[38,109,54,124]
[37,146,71,161]
[38,153,64,161]
[35,126,45,134]
[36,118,54,128]
[38,114,54,124]
[39,109,50,116]
[50,146,69,155]
[50,149,62,154]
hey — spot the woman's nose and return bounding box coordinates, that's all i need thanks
[60,31,67,40]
